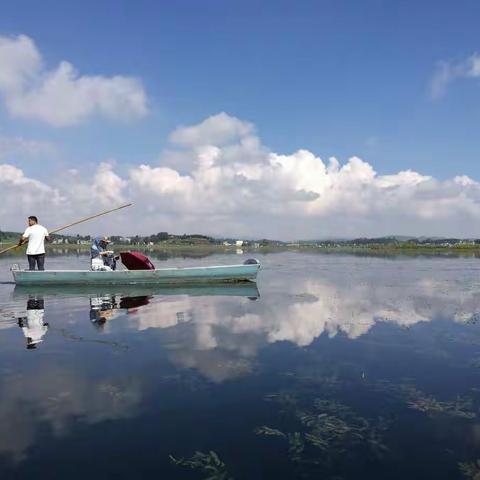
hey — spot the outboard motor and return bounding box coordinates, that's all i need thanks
[120,251,155,270]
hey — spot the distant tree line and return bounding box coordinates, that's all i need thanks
[309,237,480,247]
[111,232,217,245]
[0,230,91,243]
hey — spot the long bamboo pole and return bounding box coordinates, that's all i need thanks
[0,203,133,255]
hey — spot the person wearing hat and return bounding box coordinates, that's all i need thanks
[90,237,117,271]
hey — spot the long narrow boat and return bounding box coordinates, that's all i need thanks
[11,262,260,286]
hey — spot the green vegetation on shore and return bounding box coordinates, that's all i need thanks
[3,230,480,257]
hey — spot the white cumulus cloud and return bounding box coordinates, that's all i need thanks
[170,112,255,148]
[430,52,480,98]
[0,34,148,126]
[0,135,56,159]
[0,163,63,232]
[3,113,480,238]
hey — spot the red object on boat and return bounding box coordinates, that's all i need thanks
[120,251,155,270]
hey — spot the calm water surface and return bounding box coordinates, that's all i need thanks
[1,251,480,479]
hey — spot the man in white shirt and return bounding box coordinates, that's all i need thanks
[18,216,51,271]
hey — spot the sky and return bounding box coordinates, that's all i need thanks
[1,0,480,239]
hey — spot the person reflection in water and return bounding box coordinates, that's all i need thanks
[89,295,117,330]
[89,295,150,330]
[17,296,49,349]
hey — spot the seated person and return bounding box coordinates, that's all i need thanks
[91,237,118,271]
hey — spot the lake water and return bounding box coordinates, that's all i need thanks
[1,251,480,479]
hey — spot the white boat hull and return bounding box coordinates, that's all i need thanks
[12,263,260,286]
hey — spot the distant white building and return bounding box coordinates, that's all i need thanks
[235,240,244,247]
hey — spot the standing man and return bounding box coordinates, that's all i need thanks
[18,216,51,271]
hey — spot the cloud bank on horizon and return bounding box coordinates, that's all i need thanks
[1,34,480,238]
[2,110,480,239]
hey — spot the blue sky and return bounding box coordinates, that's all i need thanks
[1,0,479,178]
[1,1,480,238]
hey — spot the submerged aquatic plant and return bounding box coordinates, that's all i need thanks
[255,395,389,474]
[459,459,480,479]
[443,396,476,419]
[260,363,478,476]
[298,400,388,456]
[254,426,286,438]
[313,399,355,417]
[400,385,477,419]
[372,382,478,420]
[407,394,444,414]
[169,450,233,480]
[254,426,306,463]
[287,431,305,463]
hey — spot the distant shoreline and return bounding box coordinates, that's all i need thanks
[2,242,480,258]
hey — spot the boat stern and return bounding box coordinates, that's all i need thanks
[10,264,20,283]
[243,258,261,280]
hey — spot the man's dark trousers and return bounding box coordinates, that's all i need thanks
[27,254,45,271]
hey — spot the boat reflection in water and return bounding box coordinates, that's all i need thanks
[17,295,49,349]
[13,283,260,343]
[14,283,260,300]
[89,295,151,330]
[89,295,119,330]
